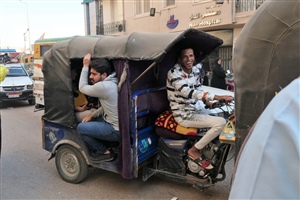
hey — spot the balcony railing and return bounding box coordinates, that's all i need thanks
[103,20,126,35]
[236,0,266,13]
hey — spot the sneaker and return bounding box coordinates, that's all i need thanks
[89,151,114,163]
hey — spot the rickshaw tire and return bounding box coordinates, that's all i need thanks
[55,144,89,184]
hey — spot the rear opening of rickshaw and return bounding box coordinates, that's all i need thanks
[42,54,176,183]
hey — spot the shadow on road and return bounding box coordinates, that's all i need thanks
[0,101,34,109]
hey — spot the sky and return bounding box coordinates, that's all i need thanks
[0,0,85,50]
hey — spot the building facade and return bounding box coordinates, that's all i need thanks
[81,0,266,71]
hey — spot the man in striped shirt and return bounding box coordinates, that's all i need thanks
[166,48,233,169]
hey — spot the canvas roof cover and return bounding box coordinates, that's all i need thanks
[42,28,223,128]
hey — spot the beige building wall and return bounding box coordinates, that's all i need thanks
[82,0,258,70]
[103,1,124,23]
[123,1,234,33]
[121,0,251,48]
[83,1,255,37]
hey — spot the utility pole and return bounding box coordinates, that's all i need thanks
[23,32,27,53]
[19,0,32,54]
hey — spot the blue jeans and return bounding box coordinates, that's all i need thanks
[77,117,120,154]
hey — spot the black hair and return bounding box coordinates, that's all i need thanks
[90,58,112,75]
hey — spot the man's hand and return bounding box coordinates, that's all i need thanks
[214,95,233,104]
[83,53,91,67]
[204,101,214,109]
[82,114,93,122]
[75,105,84,112]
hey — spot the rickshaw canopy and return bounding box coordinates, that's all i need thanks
[42,28,223,128]
[44,28,222,62]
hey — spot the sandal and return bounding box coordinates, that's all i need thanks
[188,155,214,170]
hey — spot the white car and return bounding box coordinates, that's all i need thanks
[0,63,35,105]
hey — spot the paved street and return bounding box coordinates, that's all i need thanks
[0,101,234,199]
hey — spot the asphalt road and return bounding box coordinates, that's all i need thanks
[0,101,234,200]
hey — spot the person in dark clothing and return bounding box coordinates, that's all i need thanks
[210,58,227,90]
[202,70,210,86]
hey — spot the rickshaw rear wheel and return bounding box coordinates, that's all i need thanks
[55,144,89,183]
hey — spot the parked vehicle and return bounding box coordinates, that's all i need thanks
[42,29,234,190]
[21,54,34,76]
[0,62,35,105]
[33,36,73,109]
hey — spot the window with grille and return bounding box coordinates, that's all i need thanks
[205,47,232,72]
[236,0,266,12]
[219,46,232,72]
[135,0,151,15]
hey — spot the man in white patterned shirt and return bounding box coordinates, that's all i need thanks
[166,48,232,169]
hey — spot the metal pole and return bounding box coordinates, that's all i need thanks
[23,32,27,53]
[19,0,32,54]
[99,0,104,35]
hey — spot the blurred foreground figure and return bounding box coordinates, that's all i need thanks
[229,78,300,199]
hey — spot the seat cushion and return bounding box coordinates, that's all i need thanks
[155,111,198,136]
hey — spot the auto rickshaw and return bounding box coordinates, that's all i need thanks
[42,28,234,190]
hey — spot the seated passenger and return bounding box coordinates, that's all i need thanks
[166,47,233,170]
[77,53,120,163]
[72,68,98,122]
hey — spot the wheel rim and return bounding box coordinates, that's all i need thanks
[60,150,80,178]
